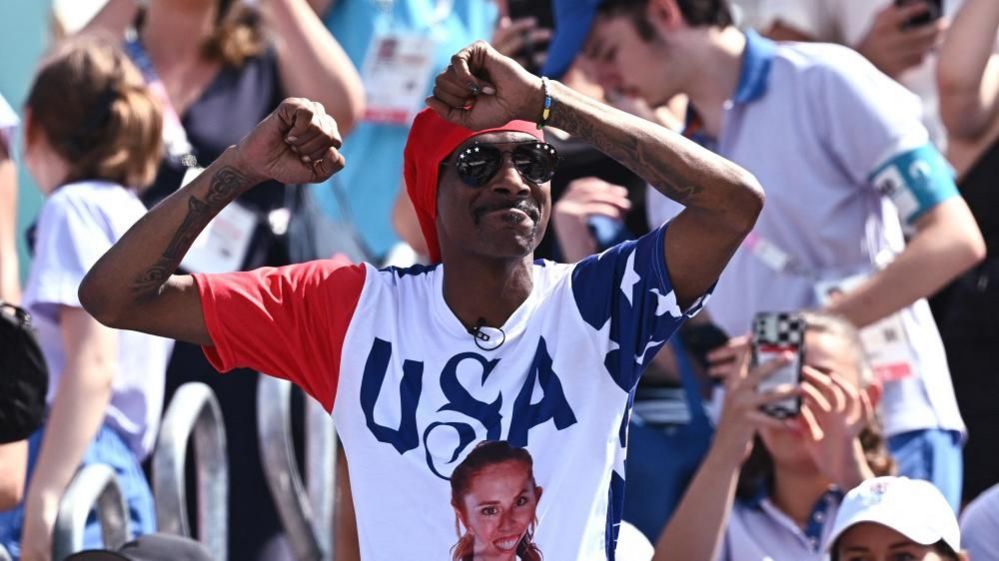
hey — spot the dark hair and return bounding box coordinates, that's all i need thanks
[831,537,962,561]
[135,0,266,67]
[597,0,734,40]
[450,441,542,561]
[201,1,266,67]
[26,34,163,190]
[932,540,963,561]
[735,312,896,501]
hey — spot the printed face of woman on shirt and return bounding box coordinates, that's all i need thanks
[455,459,543,560]
[835,522,966,561]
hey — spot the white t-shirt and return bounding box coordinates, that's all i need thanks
[195,223,706,561]
[650,33,964,438]
[23,180,173,459]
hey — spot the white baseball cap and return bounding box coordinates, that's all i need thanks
[824,476,960,554]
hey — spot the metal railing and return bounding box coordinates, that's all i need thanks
[257,376,337,561]
[52,464,129,561]
[153,382,228,561]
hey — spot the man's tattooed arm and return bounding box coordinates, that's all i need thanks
[546,80,757,216]
[542,80,764,308]
[131,167,248,297]
[79,149,257,345]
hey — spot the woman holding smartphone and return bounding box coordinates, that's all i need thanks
[652,313,893,561]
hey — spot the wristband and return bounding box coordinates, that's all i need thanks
[538,76,553,130]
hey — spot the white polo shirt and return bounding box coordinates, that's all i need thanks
[716,489,842,561]
[648,31,964,438]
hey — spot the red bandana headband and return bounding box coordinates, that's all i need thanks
[403,108,544,263]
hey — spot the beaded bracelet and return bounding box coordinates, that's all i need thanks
[538,76,553,130]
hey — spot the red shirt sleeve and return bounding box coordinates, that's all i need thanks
[193,259,366,412]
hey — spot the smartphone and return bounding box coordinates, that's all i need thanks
[507,0,555,76]
[895,0,943,29]
[751,312,805,419]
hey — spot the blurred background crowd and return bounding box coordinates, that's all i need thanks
[1,0,999,560]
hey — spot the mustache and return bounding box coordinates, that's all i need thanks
[473,199,541,224]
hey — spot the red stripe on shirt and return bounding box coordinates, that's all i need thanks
[193,259,366,412]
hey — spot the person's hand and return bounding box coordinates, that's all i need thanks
[856,2,948,78]
[554,178,632,225]
[235,98,346,186]
[796,366,876,488]
[711,349,799,466]
[706,334,751,381]
[553,178,632,261]
[491,17,552,70]
[426,41,544,130]
[19,491,59,561]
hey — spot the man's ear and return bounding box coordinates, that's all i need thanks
[647,0,685,32]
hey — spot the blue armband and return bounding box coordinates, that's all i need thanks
[869,143,959,224]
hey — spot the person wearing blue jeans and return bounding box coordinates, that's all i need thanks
[0,424,156,558]
[889,429,964,511]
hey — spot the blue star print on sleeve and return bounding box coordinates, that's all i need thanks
[570,223,710,392]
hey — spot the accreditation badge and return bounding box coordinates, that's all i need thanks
[814,273,917,383]
[360,31,436,125]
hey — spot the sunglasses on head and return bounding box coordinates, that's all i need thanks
[445,141,559,188]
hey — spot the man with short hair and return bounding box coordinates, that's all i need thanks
[545,0,985,510]
[78,42,764,560]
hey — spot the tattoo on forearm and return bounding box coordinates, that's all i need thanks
[163,197,210,260]
[550,98,701,205]
[206,167,245,206]
[131,166,250,295]
[132,257,174,294]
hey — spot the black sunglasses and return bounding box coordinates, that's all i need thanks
[444,141,559,188]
